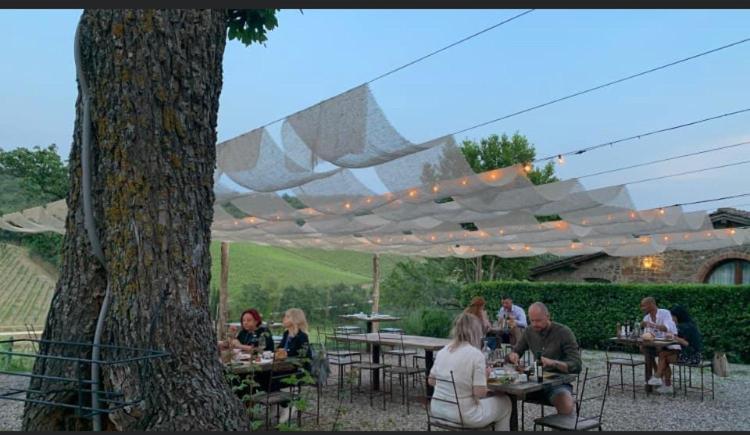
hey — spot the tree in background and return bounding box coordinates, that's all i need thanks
[386,132,559,319]
[23,10,279,431]
[0,145,68,265]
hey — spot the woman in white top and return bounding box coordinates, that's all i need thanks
[428,312,511,430]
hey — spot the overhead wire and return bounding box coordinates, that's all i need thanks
[575,140,750,180]
[623,159,750,186]
[536,108,750,163]
[449,37,750,137]
[259,9,535,129]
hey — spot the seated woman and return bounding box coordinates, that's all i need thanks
[274,308,313,424]
[428,312,512,430]
[654,304,704,394]
[277,308,312,361]
[232,308,275,352]
[465,296,492,334]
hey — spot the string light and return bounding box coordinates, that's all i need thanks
[556,155,565,165]
[344,202,352,210]
[523,163,533,173]
[408,189,418,198]
[432,185,440,193]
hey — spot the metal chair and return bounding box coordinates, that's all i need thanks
[604,341,645,399]
[348,330,388,409]
[248,354,301,429]
[533,365,611,431]
[379,328,417,367]
[381,332,422,413]
[423,370,496,431]
[671,352,715,401]
[319,326,360,398]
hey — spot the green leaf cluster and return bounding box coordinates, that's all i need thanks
[460,280,750,363]
[226,9,280,46]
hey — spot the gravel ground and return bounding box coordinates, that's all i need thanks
[2,349,749,431]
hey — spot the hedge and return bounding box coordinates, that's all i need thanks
[460,281,750,363]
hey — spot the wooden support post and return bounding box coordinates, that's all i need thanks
[218,241,230,341]
[372,253,380,332]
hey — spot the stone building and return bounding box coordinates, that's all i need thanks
[530,208,750,284]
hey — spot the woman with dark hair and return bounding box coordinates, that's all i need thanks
[669,304,704,364]
[232,308,274,352]
[653,304,704,394]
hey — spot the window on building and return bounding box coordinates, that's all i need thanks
[705,259,750,285]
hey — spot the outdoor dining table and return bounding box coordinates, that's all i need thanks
[224,356,301,375]
[609,336,679,393]
[332,332,450,393]
[338,313,401,333]
[487,372,577,431]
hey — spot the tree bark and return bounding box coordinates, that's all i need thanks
[217,241,230,341]
[23,10,250,431]
[475,256,483,282]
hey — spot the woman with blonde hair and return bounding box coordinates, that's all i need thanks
[428,312,511,430]
[277,308,312,360]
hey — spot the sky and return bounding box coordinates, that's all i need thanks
[0,9,748,213]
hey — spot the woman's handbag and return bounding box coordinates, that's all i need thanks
[712,351,729,377]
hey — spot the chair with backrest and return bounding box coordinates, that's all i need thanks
[423,370,496,431]
[671,351,715,401]
[380,331,423,413]
[248,353,301,429]
[348,328,388,408]
[604,340,644,400]
[379,328,417,367]
[533,365,611,431]
[319,326,360,397]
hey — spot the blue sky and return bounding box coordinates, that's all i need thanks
[0,9,748,212]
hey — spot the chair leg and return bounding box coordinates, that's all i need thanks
[711,368,715,400]
[620,365,624,392]
[631,366,636,400]
[700,366,705,402]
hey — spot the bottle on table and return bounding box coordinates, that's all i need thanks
[534,351,543,383]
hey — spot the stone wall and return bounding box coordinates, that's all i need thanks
[533,245,750,283]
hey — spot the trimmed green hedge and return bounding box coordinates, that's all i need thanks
[460,281,750,363]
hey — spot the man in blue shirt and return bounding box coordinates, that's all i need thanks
[492,296,527,346]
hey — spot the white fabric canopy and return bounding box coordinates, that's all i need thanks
[2,84,747,258]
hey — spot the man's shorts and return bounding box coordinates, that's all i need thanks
[526,382,574,405]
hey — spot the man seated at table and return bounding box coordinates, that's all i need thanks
[507,302,581,423]
[493,296,527,346]
[639,296,679,393]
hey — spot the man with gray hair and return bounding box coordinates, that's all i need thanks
[507,302,581,423]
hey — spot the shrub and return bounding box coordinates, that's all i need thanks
[460,281,750,363]
[400,307,457,338]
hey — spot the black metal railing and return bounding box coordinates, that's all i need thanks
[0,338,169,419]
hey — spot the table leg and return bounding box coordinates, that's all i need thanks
[366,321,373,334]
[372,342,381,391]
[509,396,519,431]
[425,350,435,397]
[643,348,654,393]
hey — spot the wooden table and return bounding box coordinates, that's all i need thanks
[333,332,449,392]
[487,372,576,431]
[339,314,401,333]
[609,337,678,393]
[224,357,300,375]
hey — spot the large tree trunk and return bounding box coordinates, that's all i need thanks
[217,241,230,341]
[23,10,249,430]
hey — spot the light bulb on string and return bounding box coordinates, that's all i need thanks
[556,155,565,165]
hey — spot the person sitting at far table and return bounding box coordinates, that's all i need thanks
[465,296,492,333]
[233,308,275,352]
[652,305,703,394]
[507,302,581,424]
[639,296,680,393]
[496,296,527,344]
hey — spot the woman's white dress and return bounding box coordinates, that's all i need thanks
[429,342,511,429]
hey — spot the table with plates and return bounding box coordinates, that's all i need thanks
[486,367,576,431]
[609,336,679,393]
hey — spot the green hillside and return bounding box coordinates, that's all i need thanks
[209,242,403,296]
[0,243,56,332]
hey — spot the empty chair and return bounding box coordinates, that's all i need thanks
[533,365,611,431]
[604,341,645,399]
